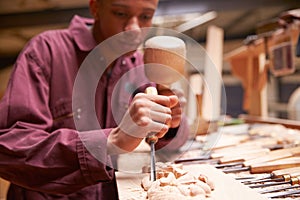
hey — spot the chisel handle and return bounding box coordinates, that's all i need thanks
[250,157,300,174]
[145,86,159,143]
[243,146,300,166]
[272,166,300,178]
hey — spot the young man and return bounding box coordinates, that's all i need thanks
[0,0,189,199]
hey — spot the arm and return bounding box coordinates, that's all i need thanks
[0,39,113,195]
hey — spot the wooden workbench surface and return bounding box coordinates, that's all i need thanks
[116,164,268,200]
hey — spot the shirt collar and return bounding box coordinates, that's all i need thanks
[70,15,98,52]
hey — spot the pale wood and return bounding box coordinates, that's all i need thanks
[272,166,300,177]
[202,25,224,121]
[224,25,300,61]
[219,149,270,164]
[0,67,12,100]
[251,157,300,174]
[0,178,9,200]
[226,25,299,116]
[144,36,186,87]
[258,53,268,117]
[239,114,300,130]
[244,146,300,166]
[116,164,268,200]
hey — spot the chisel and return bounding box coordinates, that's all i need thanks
[221,146,300,173]
[249,176,300,188]
[250,157,300,174]
[259,185,300,194]
[145,87,159,182]
[244,174,292,185]
[143,36,186,181]
[264,188,300,198]
[224,157,300,174]
[175,143,270,164]
[176,137,289,165]
[242,166,300,184]
[148,135,157,181]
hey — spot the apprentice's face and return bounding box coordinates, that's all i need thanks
[90,0,159,44]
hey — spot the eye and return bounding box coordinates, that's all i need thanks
[140,14,153,21]
[114,11,128,18]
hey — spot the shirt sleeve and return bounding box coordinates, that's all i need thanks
[0,38,114,195]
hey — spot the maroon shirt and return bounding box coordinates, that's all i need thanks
[0,15,189,199]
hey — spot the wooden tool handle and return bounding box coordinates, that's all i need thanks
[250,157,300,173]
[145,86,159,143]
[145,86,158,95]
[243,150,293,167]
[219,149,270,164]
[243,146,300,166]
[272,166,300,177]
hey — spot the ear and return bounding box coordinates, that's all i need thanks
[89,0,99,20]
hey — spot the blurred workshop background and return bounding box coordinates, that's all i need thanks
[0,0,300,199]
[1,0,299,120]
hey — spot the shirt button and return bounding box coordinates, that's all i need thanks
[121,60,126,65]
[76,108,82,119]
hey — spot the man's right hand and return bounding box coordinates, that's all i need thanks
[107,93,177,154]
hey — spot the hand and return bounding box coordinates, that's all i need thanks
[107,93,175,154]
[157,85,186,128]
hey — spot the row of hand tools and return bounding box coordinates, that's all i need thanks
[175,124,300,198]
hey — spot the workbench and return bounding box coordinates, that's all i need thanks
[116,164,268,200]
[116,119,300,199]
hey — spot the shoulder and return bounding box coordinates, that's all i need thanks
[18,29,67,63]
[14,29,72,78]
[26,29,72,53]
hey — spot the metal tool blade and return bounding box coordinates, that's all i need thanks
[259,185,300,194]
[235,176,257,181]
[222,166,250,173]
[249,176,300,188]
[243,177,285,185]
[150,141,156,181]
[174,155,212,163]
[264,189,300,198]
[249,180,291,188]
[214,161,244,168]
[241,174,272,183]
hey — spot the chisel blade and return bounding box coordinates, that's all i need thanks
[249,176,300,188]
[259,185,300,194]
[265,189,300,198]
[150,141,156,181]
[243,177,285,185]
[222,166,250,173]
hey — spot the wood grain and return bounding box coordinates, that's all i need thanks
[116,164,268,200]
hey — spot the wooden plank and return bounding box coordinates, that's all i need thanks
[239,114,300,130]
[202,25,224,121]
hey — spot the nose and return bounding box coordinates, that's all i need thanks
[124,17,142,39]
[124,16,141,32]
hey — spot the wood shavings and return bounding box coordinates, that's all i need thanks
[141,163,215,199]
